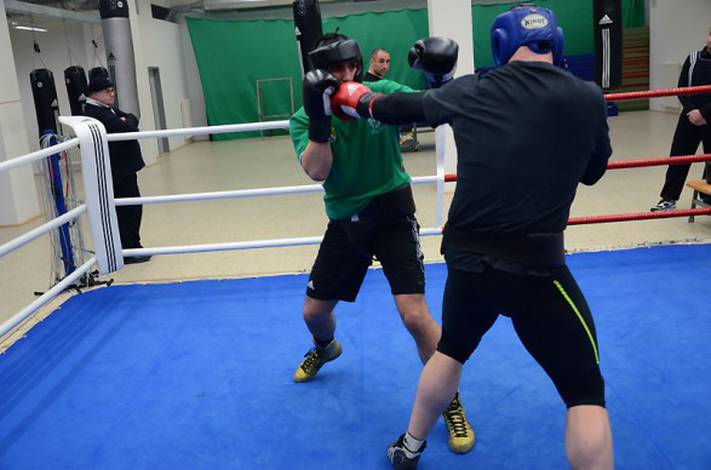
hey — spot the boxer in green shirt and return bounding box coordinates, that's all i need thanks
[288,33,474,455]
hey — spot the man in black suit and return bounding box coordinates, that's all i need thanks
[84,76,151,264]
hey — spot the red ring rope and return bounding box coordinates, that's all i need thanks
[605,85,711,101]
[568,208,711,225]
[607,154,711,169]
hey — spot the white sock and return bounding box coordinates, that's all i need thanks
[403,431,425,453]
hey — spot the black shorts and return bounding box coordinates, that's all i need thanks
[307,188,425,302]
[438,265,605,408]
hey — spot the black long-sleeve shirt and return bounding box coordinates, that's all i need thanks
[371,63,611,271]
[372,62,610,237]
[363,71,381,82]
[678,47,711,120]
[425,63,610,238]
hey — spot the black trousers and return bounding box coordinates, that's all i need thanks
[113,173,143,249]
[660,115,711,201]
[438,265,605,408]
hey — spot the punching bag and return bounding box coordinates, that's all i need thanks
[99,0,140,117]
[593,0,623,90]
[30,69,59,134]
[293,0,323,75]
[64,66,88,116]
[31,68,75,275]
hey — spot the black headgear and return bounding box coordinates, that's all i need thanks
[308,35,363,82]
[87,76,115,94]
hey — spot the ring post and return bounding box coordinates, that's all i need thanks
[434,125,447,227]
[59,116,123,274]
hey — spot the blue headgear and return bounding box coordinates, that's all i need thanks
[491,4,564,67]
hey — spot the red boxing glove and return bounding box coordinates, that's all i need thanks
[330,81,384,121]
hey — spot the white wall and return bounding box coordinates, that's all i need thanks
[135,0,189,151]
[8,0,191,160]
[10,19,103,151]
[649,0,711,112]
[0,0,39,225]
[178,16,208,130]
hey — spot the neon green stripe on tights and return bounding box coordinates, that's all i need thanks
[553,280,600,364]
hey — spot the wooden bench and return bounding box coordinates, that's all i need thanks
[686,179,711,223]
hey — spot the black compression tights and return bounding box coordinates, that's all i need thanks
[437,265,605,408]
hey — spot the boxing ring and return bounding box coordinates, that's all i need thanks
[1,86,710,469]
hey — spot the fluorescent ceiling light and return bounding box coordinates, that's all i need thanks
[14,25,47,32]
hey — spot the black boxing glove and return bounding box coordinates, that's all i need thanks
[408,37,459,88]
[303,69,340,142]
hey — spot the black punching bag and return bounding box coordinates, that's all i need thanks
[30,69,59,134]
[64,66,88,116]
[293,0,323,75]
[593,0,623,90]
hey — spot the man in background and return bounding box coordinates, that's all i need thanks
[84,77,151,264]
[363,47,419,150]
[364,47,391,82]
[650,27,711,212]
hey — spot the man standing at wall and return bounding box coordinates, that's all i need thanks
[84,77,151,264]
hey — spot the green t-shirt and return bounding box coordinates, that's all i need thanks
[290,79,415,220]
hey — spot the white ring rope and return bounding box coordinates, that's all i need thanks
[0,205,86,258]
[106,120,290,142]
[115,176,439,206]
[123,227,445,259]
[0,258,97,339]
[116,183,324,206]
[0,137,79,174]
[124,236,325,258]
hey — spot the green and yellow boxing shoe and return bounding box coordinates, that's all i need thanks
[293,339,342,383]
[443,392,476,453]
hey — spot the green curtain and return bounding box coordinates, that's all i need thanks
[322,10,429,90]
[623,0,646,28]
[187,17,302,139]
[187,10,428,140]
[188,1,645,140]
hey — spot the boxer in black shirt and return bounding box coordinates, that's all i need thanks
[327,4,613,469]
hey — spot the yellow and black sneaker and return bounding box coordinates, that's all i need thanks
[443,392,475,454]
[293,339,342,383]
